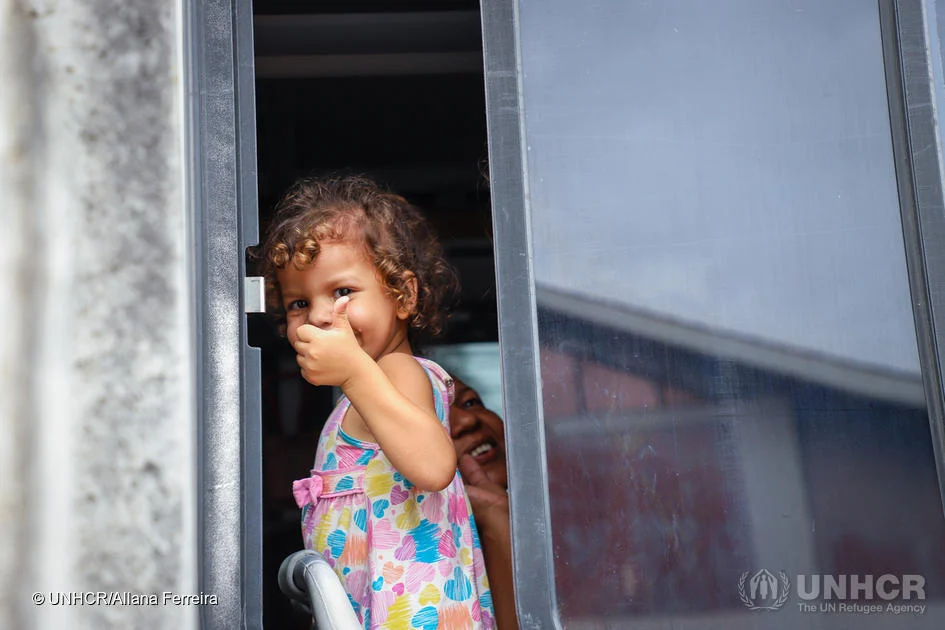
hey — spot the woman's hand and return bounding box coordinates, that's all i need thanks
[460,453,518,629]
[292,296,365,387]
[459,454,510,540]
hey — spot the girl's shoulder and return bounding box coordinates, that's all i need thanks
[374,354,455,406]
[375,354,435,413]
[376,352,429,381]
[414,357,455,403]
[414,357,455,420]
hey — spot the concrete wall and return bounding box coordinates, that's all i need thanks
[0,1,196,628]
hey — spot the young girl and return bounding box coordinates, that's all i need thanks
[260,175,495,629]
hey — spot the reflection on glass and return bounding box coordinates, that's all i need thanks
[519,0,945,626]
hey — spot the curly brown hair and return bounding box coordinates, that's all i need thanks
[256,174,458,341]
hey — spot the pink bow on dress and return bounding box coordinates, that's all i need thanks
[292,474,324,508]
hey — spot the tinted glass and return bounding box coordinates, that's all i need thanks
[517,0,945,626]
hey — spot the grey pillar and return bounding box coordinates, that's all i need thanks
[0,1,197,628]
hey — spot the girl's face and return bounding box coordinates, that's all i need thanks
[277,239,413,361]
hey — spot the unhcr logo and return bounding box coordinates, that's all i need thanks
[796,574,925,601]
[738,569,790,610]
[738,571,928,614]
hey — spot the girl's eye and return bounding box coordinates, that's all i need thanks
[286,299,307,311]
[333,288,352,298]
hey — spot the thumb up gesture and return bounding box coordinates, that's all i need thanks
[292,296,364,387]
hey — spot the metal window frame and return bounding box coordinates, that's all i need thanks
[886,0,945,516]
[178,0,945,625]
[482,0,945,626]
[184,0,262,628]
[480,0,562,627]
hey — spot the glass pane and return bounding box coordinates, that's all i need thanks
[517,0,945,626]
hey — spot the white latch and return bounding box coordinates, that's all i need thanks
[244,276,266,313]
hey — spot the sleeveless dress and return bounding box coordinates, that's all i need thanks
[292,357,496,630]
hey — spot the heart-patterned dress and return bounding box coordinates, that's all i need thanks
[293,357,495,629]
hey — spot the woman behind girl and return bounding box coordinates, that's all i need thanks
[260,175,495,629]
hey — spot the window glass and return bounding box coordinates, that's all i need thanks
[518,0,945,625]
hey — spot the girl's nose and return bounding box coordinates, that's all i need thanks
[307,299,334,329]
[449,407,480,437]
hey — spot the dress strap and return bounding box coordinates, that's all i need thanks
[415,357,455,424]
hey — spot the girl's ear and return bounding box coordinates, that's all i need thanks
[397,272,419,320]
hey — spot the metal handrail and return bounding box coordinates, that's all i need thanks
[278,550,362,630]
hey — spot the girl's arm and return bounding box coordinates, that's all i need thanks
[342,351,457,491]
[292,296,456,491]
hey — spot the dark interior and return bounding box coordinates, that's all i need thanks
[248,1,492,626]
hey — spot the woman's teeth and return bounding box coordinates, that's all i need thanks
[470,443,493,458]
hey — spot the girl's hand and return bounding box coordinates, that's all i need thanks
[292,296,365,387]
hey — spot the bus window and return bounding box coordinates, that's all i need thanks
[247,2,495,628]
[483,0,945,626]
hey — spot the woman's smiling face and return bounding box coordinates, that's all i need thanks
[449,378,508,489]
